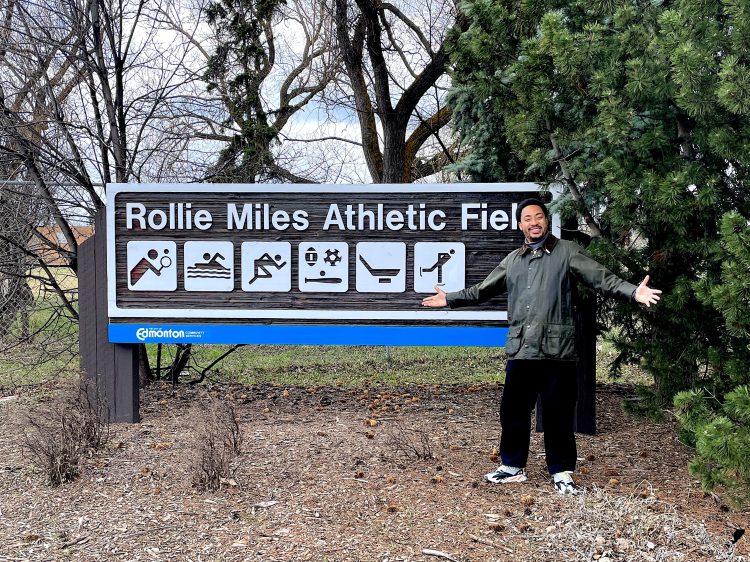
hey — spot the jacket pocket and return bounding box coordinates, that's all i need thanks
[541,324,575,359]
[505,324,523,356]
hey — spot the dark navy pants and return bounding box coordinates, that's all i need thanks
[499,359,578,474]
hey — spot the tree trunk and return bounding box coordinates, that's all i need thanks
[333,0,461,184]
[381,118,408,183]
[165,344,192,384]
[138,343,151,387]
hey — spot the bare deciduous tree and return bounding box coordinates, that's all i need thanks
[331,0,465,183]
[0,0,468,387]
[0,0,217,380]
[156,0,341,183]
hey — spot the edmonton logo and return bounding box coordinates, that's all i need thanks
[136,327,186,341]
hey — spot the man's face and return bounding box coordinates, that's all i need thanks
[519,204,549,242]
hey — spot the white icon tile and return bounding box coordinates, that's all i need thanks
[298,242,348,292]
[126,241,177,291]
[242,242,291,292]
[355,242,406,293]
[413,242,465,293]
[183,241,234,292]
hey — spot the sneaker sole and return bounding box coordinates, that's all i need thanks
[484,473,528,484]
[554,484,580,495]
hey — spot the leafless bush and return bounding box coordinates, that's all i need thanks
[21,378,110,486]
[190,395,243,491]
[386,423,434,461]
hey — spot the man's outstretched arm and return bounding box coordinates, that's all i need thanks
[423,256,511,309]
[570,250,662,307]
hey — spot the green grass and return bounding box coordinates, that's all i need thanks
[3,316,655,391]
[149,344,509,387]
[2,265,656,390]
[0,350,78,389]
[150,339,655,388]
[0,299,80,390]
[4,325,655,390]
[3,288,653,390]
[594,338,653,386]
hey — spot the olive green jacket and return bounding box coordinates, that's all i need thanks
[446,235,637,360]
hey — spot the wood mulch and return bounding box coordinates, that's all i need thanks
[0,381,747,561]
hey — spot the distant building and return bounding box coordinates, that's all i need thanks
[34,225,94,266]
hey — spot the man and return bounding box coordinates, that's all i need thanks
[421,198,661,494]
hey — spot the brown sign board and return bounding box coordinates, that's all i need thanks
[106,183,558,345]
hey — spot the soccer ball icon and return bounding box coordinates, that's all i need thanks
[324,248,342,266]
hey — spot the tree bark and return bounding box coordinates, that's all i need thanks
[138,343,151,387]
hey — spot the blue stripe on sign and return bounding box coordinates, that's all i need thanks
[108,324,508,347]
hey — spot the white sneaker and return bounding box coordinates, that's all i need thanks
[484,465,527,484]
[552,471,579,495]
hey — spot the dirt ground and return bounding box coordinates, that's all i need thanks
[0,381,747,561]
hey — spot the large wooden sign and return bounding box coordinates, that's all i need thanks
[107,183,559,345]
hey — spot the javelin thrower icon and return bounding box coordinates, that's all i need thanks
[419,249,455,285]
[129,248,172,286]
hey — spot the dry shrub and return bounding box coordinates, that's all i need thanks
[386,423,434,461]
[546,487,743,561]
[21,377,110,486]
[190,394,243,491]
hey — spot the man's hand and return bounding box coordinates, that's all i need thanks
[635,275,662,308]
[421,285,447,308]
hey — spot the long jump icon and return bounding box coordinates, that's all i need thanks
[130,248,172,286]
[419,249,455,285]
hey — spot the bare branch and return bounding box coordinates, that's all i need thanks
[405,104,452,176]
[381,2,433,54]
[280,134,363,146]
[548,129,604,239]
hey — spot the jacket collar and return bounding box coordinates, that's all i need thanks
[518,233,559,256]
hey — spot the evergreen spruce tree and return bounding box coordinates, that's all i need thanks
[203,0,333,183]
[204,0,284,182]
[448,0,750,411]
[449,0,750,505]
[675,211,750,508]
